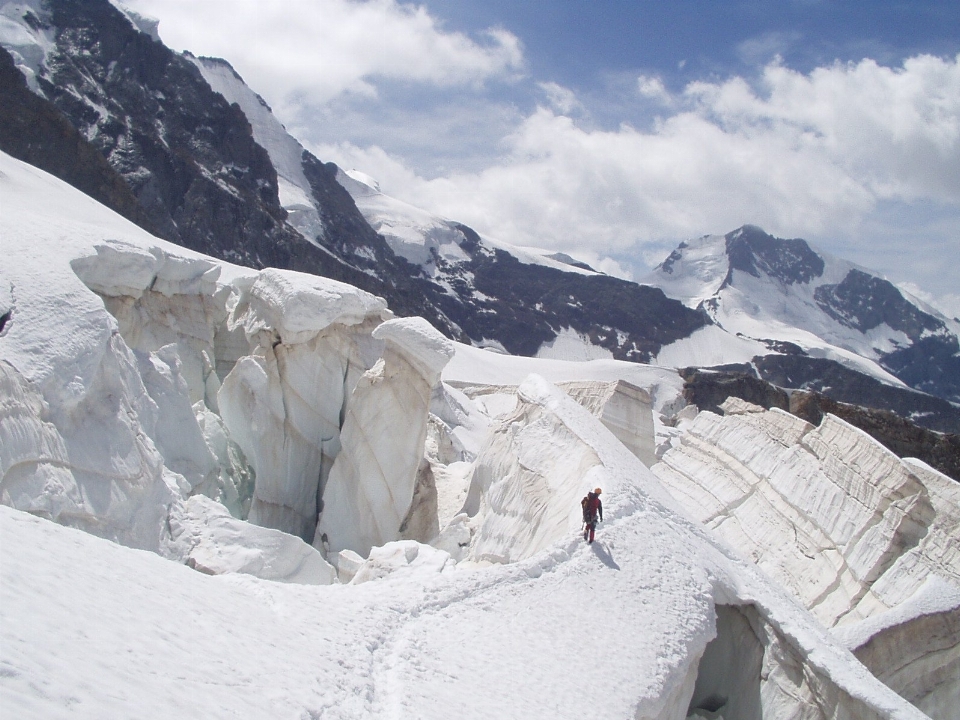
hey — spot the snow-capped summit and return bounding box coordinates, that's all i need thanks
[653,225,831,305]
[647,226,960,416]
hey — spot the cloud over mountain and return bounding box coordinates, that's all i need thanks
[321,54,959,296]
[125,0,524,104]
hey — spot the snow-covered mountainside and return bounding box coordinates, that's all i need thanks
[4,0,954,442]
[646,226,960,411]
[1,3,959,712]
[0,0,706,364]
[3,150,954,719]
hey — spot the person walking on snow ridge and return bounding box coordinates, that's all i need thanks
[582,488,603,543]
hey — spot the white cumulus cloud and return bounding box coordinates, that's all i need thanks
[328,55,959,294]
[123,0,524,105]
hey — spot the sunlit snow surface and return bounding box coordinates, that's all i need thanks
[0,152,933,719]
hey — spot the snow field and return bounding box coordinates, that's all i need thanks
[0,151,938,719]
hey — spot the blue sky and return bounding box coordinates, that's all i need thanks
[427,1,960,82]
[126,0,959,313]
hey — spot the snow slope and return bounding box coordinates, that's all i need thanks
[1,376,928,718]
[0,151,936,719]
[338,168,600,280]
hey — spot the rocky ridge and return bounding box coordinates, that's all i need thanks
[0,0,705,363]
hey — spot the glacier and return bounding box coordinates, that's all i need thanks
[0,149,953,719]
[654,398,960,717]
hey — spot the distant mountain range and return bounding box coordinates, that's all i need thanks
[2,0,958,434]
[644,226,960,430]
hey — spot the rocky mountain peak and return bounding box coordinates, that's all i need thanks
[723,224,825,286]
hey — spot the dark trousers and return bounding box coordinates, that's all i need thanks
[584,521,596,542]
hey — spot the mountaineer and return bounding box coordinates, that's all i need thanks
[581,488,603,543]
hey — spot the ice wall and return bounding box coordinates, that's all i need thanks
[70,241,249,508]
[462,378,606,563]
[315,317,455,558]
[1,153,396,566]
[448,374,924,719]
[452,377,656,466]
[0,354,176,551]
[0,239,186,551]
[559,379,656,466]
[654,400,960,715]
[73,242,227,406]
[218,268,389,541]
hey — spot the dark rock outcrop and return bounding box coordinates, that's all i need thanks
[752,355,960,434]
[814,268,942,337]
[724,225,825,286]
[677,363,959,481]
[35,0,299,260]
[441,244,709,360]
[679,367,789,416]
[0,45,150,231]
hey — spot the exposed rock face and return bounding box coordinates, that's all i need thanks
[0,45,150,231]
[753,355,960,434]
[434,240,709,361]
[814,268,960,401]
[29,0,301,258]
[724,224,825,285]
[816,269,941,337]
[680,366,790,416]
[678,364,960,479]
[0,0,447,333]
[4,2,957,436]
[315,317,455,558]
